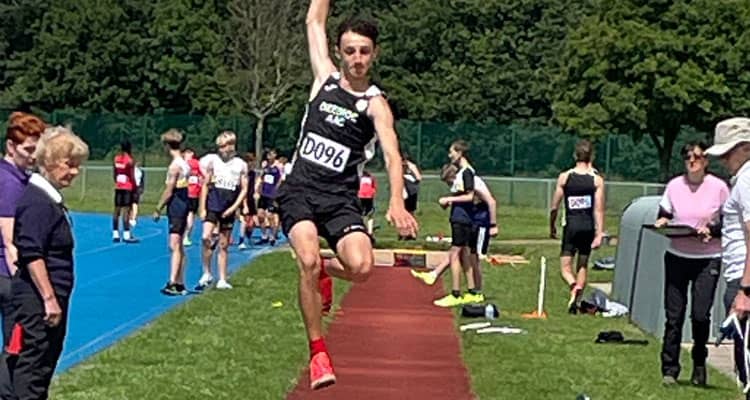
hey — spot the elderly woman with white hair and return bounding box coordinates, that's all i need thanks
[5,126,88,399]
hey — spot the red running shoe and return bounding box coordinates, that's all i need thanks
[309,352,336,390]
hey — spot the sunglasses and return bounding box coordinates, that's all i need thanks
[683,153,706,161]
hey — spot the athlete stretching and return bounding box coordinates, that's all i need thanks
[549,139,605,314]
[277,0,418,389]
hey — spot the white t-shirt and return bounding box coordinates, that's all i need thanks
[722,161,750,281]
[134,167,143,187]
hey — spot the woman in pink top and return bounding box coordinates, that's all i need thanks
[654,142,730,386]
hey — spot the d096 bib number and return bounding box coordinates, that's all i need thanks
[300,132,350,172]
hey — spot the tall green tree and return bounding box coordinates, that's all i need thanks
[552,0,750,178]
[375,0,590,123]
[0,0,155,112]
[222,0,307,161]
[148,0,229,113]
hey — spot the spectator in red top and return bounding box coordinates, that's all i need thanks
[183,148,202,247]
[358,171,377,234]
[112,141,138,243]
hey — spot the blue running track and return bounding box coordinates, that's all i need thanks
[53,212,283,372]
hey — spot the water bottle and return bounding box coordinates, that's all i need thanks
[485,304,498,319]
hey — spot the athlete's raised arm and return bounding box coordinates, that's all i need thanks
[369,96,418,237]
[307,0,337,87]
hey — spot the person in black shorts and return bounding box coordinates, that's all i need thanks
[434,141,483,307]
[400,154,421,240]
[357,170,377,234]
[238,152,259,250]
[277,0,418,390]
[129,161,144,228]
[256,149,282,245]
[196,132,248,291]
[549,139,605,313]
[152,129,191,296]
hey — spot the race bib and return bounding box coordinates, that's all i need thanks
[116,174,128,184]
[214,175,238,191]
[299,132,350,173]
[567,195,592,210]
[188,176,200,185]
[263,174,275,185]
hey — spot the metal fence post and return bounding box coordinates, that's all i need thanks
[80,166,87,201]
[417,121,422,167]
[141,116,148,166]
[605,135,612,175]
[510,129,516,176]
[643,184,648,196]
[545,179,552,211]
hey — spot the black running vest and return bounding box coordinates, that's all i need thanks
[286,73,380,194]
[563,170,596,229]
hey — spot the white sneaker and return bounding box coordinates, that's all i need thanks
[198,273,214,287]
[130,219,137,227]
[216,279,233,290]
[238,243,248,250]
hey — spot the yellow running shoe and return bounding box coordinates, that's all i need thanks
[461,293,485,304]
[433,294,464,307]
[411,270,437,286]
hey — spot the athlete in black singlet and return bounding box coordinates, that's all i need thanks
[549,139,605,314]
[277,0,418,390]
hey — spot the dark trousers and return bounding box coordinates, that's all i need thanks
[3,288,69,400]
[0,276,14,398]
[660,252,720,378]
[725,279,748,385]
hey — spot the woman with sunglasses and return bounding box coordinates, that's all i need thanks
[654,141,729,387]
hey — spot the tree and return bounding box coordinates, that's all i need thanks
[375,0,591,123]
[222,0,307,162]
[148,0,229,114]
[0,0,156,112]
[552,0,750,179]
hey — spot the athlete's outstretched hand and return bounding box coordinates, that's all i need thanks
[386,207,419,238]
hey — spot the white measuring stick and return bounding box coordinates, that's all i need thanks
[537,256,547,316]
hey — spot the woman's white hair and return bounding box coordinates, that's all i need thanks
[34,126,89,167]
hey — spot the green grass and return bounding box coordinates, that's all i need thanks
[50,246,741,399]
[51,251,351,400]
[461,243,738,400]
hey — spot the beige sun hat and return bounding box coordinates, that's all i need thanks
[706,117,750,156]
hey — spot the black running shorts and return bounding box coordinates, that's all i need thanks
[470,225,491,256]
[205,210,235,232]
[244,197,258,216]
[359,198,374,216]
[114,189,133,207]
[451,222,473,247]
[188,198,199,213]
[561,224,595,257]
[258,196,278,213]
[278,184,368,251]
[405,193,418,213]
[167,193,189,235]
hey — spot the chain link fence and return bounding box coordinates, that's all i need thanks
[2,109,713,182]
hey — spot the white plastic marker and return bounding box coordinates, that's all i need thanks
[521,256,548,319]
[537,256,547,316]
[476,326,526,335]
[459,322,492,332]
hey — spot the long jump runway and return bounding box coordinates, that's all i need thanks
[52,212,281,372]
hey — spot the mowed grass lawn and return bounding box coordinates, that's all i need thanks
[53,170,738,399]
[50,232,740,399]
